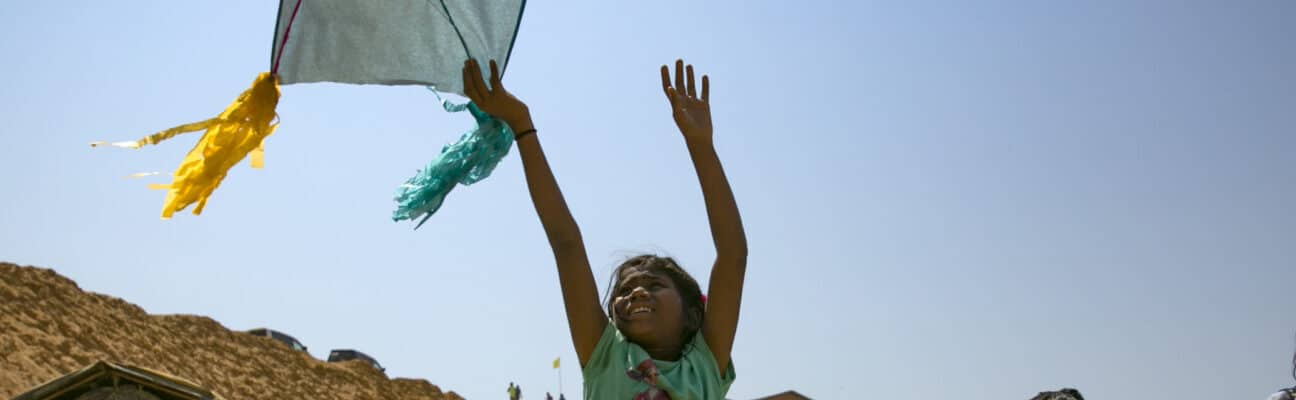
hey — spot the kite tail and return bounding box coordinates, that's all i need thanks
[392,92,514,228]
[89,118,219,149]
[93,72,281,219]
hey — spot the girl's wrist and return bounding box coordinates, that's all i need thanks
[683,135,714,149]
[514,127,537,140]
[504,116,535,134]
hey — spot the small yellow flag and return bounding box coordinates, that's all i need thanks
[552,357,560,369]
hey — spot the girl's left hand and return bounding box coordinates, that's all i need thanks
[661,59,712,144]
[463,59,534,133]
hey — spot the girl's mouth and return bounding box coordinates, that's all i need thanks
[628,305,654,315]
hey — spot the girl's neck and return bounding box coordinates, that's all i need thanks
[640,340,684,361]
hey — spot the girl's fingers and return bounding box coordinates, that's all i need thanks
[702,75,709,103]
[465,59,479,93]
[674,59,685,95]
[660,65,679,105]
[489,59,503,91]
[686,64,697,98]
[660,65,673,97]
[470,59,487,95]
[463,61,478,95]
[462,63,481,101]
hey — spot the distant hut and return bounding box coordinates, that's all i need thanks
[12,361,220,400]
[750,390,813,400]
[1030,388,1085,400]
[244,328,309,353]
[327,349,386,374]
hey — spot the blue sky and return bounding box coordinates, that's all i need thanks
[2,1,1293,399]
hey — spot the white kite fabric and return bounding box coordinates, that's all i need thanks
[273,0,528,227]
[93,0,527,223]
[272,0,525,96]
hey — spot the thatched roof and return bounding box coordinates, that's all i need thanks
[12,360,220,400]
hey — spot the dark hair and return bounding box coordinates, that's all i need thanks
[1291,331,1296,382]
[605,254,705,355]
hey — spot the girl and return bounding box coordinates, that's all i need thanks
[462,58,746,400]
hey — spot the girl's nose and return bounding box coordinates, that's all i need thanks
[629,286,649,299]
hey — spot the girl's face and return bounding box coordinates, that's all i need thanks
[611,266,686,351]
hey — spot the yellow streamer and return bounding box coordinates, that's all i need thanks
[91,119,219,149]
[95,72,281,219]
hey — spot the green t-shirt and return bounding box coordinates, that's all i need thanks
[582,322,736,400]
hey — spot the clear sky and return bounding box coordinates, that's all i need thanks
[2,1,1293,399]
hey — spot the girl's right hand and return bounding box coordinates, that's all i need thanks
[462,59,534,133]
[661,59,713,145]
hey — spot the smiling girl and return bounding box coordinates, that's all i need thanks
[462,58,746,400]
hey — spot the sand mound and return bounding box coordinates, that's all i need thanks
[0,262,462,400]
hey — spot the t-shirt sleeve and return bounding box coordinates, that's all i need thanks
[582,321,621,380]
[690,331,737,393]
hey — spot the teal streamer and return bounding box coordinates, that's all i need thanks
[392,91,514,228]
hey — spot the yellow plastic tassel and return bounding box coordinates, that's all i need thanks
[90,118,219,149]
[96,72,280,219]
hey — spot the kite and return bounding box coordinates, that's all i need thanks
[93,0,527,224]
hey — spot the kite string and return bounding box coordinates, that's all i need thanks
[271,0,305,75]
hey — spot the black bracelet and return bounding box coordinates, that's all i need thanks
[514,128,537,140]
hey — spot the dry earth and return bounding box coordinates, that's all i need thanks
[0,262,463,400]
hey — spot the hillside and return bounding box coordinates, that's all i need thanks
[0,262,463,400]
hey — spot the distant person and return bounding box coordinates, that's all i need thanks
[1268,340,1296,400]
[546,393,554,400]
[461,56,746,400]
[508,382,519,400]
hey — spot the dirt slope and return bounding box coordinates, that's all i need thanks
[0,262,462,400]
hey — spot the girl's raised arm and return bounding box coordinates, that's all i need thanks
[661,59,748,373]
[463,59,607,366]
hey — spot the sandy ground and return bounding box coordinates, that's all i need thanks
[0,261,463,400]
